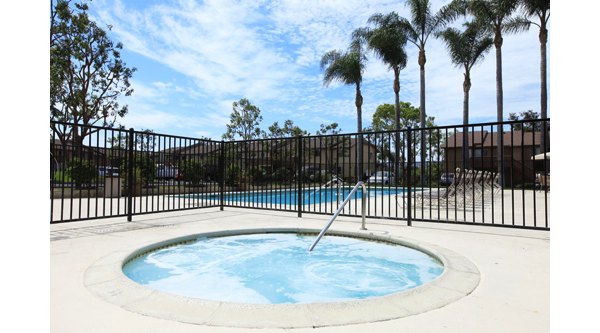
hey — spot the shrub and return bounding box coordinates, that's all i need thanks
[225,165,240,185]
[183,160,205,186]
[272,167,292,183]
[248,166,269,184]
[121,155,156,186]
[138,156,156,185]
[53,170,73,183]
[67,158,96,187]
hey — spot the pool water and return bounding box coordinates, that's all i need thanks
[123,233,444,304]
[183,186,406,205]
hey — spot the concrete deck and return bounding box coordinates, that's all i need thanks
[51,207,549,332]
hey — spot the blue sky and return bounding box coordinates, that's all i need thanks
[88,0,547,139]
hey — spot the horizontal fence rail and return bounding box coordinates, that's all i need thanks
[50,119,550,230]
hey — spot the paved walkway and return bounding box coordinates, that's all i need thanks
[51,207,549,332]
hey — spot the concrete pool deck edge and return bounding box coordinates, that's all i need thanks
[83,227,480,328]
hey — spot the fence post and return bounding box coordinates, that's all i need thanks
[407,127,412,227]
[297,135,303,218]
[219,140,225,211]
[127,128,134,222]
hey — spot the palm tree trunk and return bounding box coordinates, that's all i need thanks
[539,24,548,153]
[463,71,471,170]
[418,46,427,186]
[393,66,401,184]
[356,84,364,181]
[494,32,504,186]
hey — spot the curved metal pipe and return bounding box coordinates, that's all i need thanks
[309,181,367,251]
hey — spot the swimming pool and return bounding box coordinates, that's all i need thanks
[182,186,406,205]
[123,232,443,304]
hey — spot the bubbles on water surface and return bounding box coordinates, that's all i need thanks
[123,233,443,304]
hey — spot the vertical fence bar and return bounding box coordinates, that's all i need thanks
[521,127,526,226]
[297,135,303,217]
[144,133,149,213]
[531,126,537,228]
[510,125,515,225]
[479,124,485,223]
[94,128,99,219]
[50,129,55,223]
[127,128,134,222]
[76,131,82,220]
[407,127,412,227]
[219,140,225,210]
[543,119,549,228]
[60,124,66,221]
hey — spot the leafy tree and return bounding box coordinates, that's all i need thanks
[311,123,346,178]
[108,128,155,151]
[437,21,493,168]
[222,98,264,141]
[182,160,206,187]
[508,110,542,131]
[50,0,136,146]
[67,157,96,188]
[362,125,395,168]
[224,164,241,186]
[266,120,308,138]
[320,36,368,178]
[121,155,156,188]
[315,123,342,135]
[372,103,432,131]
[135,130,156,152]
[262,120,306,178]
[355,11,408,180]
[371,103,438,184]
[137,156,157,186]
[222,98,264,187]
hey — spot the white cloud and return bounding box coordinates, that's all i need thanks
[91,0,546,137]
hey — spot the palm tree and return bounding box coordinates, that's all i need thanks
[520,0,550,152]
[399,0,450,185]
[438,21,493,168]
[355,12,408,183]
[320,38,367,180]
[460,0,528,184]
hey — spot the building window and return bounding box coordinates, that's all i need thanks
[470,148,483,157]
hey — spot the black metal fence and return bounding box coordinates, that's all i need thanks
[50,119,550,230]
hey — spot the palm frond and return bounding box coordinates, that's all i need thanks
[363,12,408,69]
[504,16,531,34]
[320,47,365,87]
[398,17,418,45]
[404,0,455,46]
[438,0,468,25]
[405,0,429,30]
[468,0,495,23]
[521,0,550,17]
[437,21,492,71]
